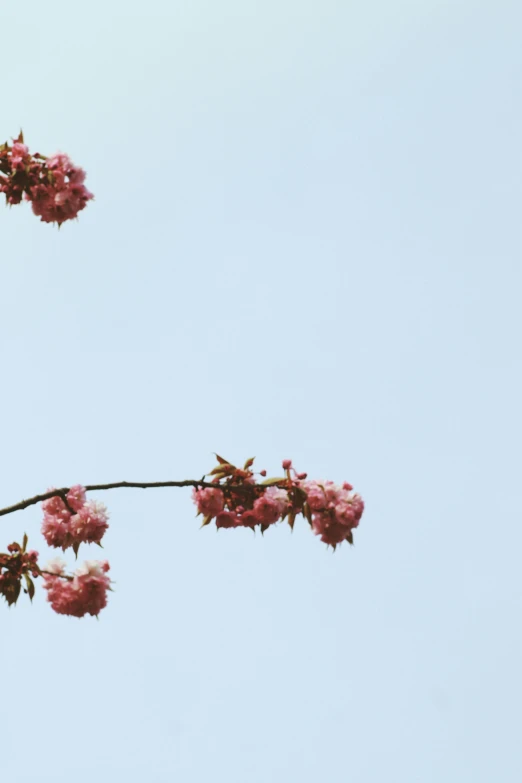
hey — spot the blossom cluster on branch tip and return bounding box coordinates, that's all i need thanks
[0,131,93,226]
[193,456,364,548]
[43,559,111,618]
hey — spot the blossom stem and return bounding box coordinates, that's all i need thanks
[38,569,73,582]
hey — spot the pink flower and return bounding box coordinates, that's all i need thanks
[43,559,111,618]
[300,481,327,511]
[312,516,353,547]
[302,480,365,548]
[47,152,73,172]
[41,485,86,518]
[41,487,109,550]
[42,512,71,549]
[28,152,93,226]
[301,480,343,509]
[215,511,239,528]
[350,494,365,521]
[236,509,258,529]
[70,500,109,545]
[45,557,66,575]
[1,138,93,224]
[252,487,288,525]
[192,487,225,518]
[265,487,289,511]
[41,492,70,520]
[10,142,29,170]
[66,485,87,512]
[322,481,342,505]
[334,502,357,527]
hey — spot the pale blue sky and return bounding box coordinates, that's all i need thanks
[1,1,521,780]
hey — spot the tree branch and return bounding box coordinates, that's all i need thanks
[0,479,276,518]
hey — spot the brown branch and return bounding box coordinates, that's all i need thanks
[0,479,276,519]
[38,569,73,581]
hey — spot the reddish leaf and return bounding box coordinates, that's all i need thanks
[3,578,21,606]
[24,574,35,601]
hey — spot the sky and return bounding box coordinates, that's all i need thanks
[1,0,521,780]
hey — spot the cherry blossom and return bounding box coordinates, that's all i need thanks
[0,133,93,225]
[42,559,111,618]
[41,486,108,551]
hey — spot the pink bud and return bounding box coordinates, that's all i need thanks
[260,470,267,477]
[297,472,307,480]
[282,459,292,470]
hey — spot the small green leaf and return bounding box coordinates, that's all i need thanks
[243,457,255,470]
[214,453,231,465]
[210,464,233,475]
[201,514,213,527]
[72,542,80,559]
[260,477,286,486]
[287,511,296,531]
[22,533,28,553]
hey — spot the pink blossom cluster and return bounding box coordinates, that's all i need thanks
[42,558,111,618]
[300,480,364,548]
[0,134,93,225]
[42,485,109,551]
[192,456,364,548]
[30,152,93,225]
[193,485,289,530]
